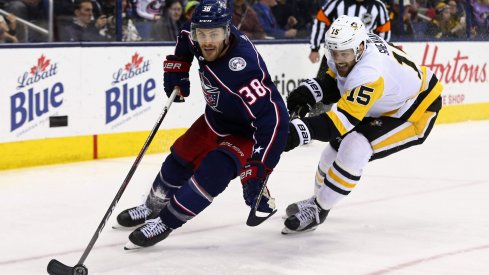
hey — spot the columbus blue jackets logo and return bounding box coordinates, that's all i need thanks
[199,72,221,112]
[229,57,246,71]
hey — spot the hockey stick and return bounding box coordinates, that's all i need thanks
[245,109,302,227]
[246,174,277,226]
[47,89,179,275]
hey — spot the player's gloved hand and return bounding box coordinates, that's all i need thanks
[163,55,192,102]
[240,160,276,213]
[287,78,323,118]
[285,118,311,152]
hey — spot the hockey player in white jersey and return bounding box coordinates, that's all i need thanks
[282,15,443,234]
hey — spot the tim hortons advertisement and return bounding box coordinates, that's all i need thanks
[400,42,488,106]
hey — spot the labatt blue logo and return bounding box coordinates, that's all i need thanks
[11,55,63,131]
[106,52,155,124]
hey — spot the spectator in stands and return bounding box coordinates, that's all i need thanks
[271,0,299,35]
[470,0,489,37]
[58,0,108,42]
[428,1,466,38]
[233,0,266,39]
[183,0,200,22]
[151,0,185,41]
[103,0,142,41]
[448,0,466,33]
[272,0,321,38]
[90,0,105,18]
[253,0,297,38]
[0,13,18,43]
[449,0,466,18]
[4,0,46,42]
[134,0,164,40]
[390,0,416,38]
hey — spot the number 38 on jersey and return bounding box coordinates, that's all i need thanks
[238,79,268,105]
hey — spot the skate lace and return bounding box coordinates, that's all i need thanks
[141,217,168,238]
[296,202,320,226]
[296,197,316,210]
[128,204,151,220]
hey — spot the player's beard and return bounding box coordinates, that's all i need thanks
[200,40,226,62]
[336,61,355,77]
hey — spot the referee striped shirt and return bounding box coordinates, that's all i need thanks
[310,0,391,51]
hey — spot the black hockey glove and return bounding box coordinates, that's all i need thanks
[284,118,312,152]
[240,160,276,213]
[287,78,324,118]
[163,55,191,102]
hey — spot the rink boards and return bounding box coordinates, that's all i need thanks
[1,41,488,169]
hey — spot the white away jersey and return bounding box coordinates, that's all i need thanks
[325,33,441,136]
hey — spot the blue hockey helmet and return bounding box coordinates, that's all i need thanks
[190,0,231,41]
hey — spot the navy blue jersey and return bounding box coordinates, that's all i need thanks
[172,25,289,169]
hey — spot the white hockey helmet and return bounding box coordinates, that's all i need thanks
[325,15,368,61]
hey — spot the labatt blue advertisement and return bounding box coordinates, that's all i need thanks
[105,52,156,128]
[10,54,64,134]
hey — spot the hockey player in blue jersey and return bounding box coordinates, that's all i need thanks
[114,0,289,249]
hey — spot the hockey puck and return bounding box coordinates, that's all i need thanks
[73,264,88,275]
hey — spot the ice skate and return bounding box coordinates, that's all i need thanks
[114,180,176,229]
[124,217,173,250]
[113,203,158,229]
[284,196,317,217]
[282,197,329,234]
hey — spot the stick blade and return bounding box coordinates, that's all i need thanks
[246,209,277,227]
[47,259,88,275]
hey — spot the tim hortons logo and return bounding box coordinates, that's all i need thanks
[421,44,487,84]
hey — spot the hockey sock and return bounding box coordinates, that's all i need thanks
[314,144,338,195]
[160,150,237,229]
[145,154,193,211]
[316,131,372,209]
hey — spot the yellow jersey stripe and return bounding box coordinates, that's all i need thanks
[372,123,417,151]
[408,81,443,122]
[326,68,336,79]
[372,111,436,152]
[326,111,350,136]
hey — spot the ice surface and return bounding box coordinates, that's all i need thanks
[1,121,488,275]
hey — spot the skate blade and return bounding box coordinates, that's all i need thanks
[112,223,141,230]
[124,241,144,250]
[281,226,318,235]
